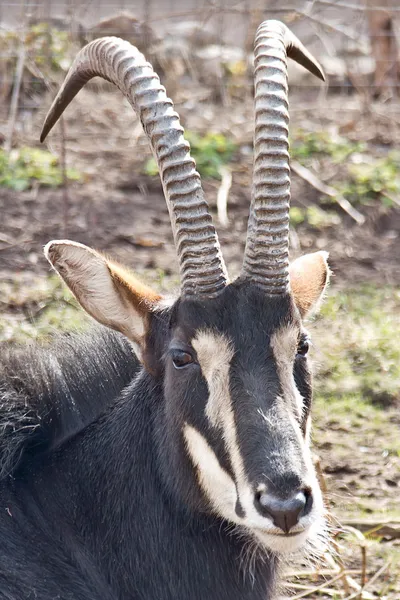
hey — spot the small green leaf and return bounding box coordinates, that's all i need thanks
[0,147,81,191]
[144,131,237,180]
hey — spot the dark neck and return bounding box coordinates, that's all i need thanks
[28,371,278,600]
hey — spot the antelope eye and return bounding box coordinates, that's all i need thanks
[171,349,194,369]
[297,336,310,357]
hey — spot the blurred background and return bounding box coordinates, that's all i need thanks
[0,0,399,598]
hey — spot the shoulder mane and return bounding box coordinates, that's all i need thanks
[0,327,140,479]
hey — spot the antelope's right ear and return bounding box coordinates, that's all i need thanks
[44,240,162,346]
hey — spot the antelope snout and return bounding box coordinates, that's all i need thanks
[254,489,313,533]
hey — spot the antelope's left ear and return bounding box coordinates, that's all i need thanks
[289,251,331,318]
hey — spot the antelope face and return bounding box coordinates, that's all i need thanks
[160,276,326,555]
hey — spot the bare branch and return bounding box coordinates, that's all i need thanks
[291,160,366,225]
[5,42,25,153]
[316,0,400,11]
[217,166,232,228]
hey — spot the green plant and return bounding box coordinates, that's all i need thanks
[144,131,237,180]
[0,147,80,191]
[289,206,341,228]
[291,129,400,208]
[25,23,73,72]
[291,130,365,163]
[0,23,74,94]
[340,152,400,206]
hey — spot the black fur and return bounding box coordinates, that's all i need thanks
[0,282,318,599]
[0,327,139,479]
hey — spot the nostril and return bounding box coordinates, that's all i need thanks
[303,488,313,516]
[254,489,312,533]
[255,489,266,507]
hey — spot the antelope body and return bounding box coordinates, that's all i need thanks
[0,20,330,599]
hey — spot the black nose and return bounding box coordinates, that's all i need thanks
[254,490,312,533]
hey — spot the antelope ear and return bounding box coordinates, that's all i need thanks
[289,251,330,318]
[44,240,162,345]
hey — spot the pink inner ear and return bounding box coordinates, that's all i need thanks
[289,252,330,317]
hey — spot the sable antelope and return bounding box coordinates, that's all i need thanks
[0,20,329,599]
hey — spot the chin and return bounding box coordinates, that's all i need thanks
[251,516,328,556]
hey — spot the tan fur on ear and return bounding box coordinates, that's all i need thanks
[107,260,162,313]
[44,240,161,344]
[289,251,330,317]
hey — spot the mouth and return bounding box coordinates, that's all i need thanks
[261,527,306,538]
[252,525,311,554]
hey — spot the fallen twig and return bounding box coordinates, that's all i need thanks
[341,526,368,597]
[342,560,392,600]
[0,238,32,251]
[286,581,344,597]
[316,0,400,11]
[342,518,400,539]
[116,235,164,249]
[291,160,365,225]
[285,569,361,579]
[363,559,392,591]
[0,234,15,244]
[217,166,232,227]
[293,10,366,43]
[343,518,400,527]
[290,572,348,599]
[360,542,367,593]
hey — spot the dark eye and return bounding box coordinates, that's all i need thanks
[297,336,310,357]
[171,349,194,369]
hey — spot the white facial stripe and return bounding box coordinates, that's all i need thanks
[192,331,258,516]
[270,325,304,418]
[191,331,273,527]
[184,328,325,555]
[183,424,238,522]
[192,331,234,428]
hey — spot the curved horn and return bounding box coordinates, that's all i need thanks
[241,21,325,294]
[41,37,228,298]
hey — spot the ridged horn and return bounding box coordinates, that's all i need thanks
[241,21,325,295]
[41,37,228,298]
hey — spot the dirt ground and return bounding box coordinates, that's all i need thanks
[1,82,400,598]
[2,86,400,286]
[2,157,400,284]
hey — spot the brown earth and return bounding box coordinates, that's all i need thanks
[2,86,400,287]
